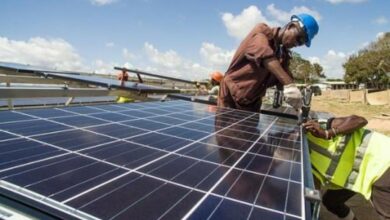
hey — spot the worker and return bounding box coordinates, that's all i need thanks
[116,69,133,103]
[208,71,223,101]
[303,115,390,220]
[218,13,319,112]
[117,69,129,86]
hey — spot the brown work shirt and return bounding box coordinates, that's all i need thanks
[219,23,292,110]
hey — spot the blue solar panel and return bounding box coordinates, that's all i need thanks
[0,97,117,108]
[0,100,310,219]
[0,61,179,94]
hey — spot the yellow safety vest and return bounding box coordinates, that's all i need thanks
[117,97,133,103]
[307,128,390,199]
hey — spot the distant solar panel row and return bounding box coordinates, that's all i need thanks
[0,100,305,219]
[0,61,179,94]
[0,96,117,108]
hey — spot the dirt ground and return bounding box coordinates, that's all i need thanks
[311,96,390,136]
[309,96,389,220]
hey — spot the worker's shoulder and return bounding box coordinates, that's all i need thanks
[251,23,275,39]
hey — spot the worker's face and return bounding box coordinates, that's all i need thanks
[282,23,306,48]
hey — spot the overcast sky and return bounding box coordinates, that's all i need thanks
[0,0,388,80]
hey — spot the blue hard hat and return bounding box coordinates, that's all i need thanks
[291,13,319,47]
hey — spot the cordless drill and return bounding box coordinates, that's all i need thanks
[272,89,284,108]
[299,88,312,124]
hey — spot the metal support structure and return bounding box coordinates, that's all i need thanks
[136,73,143,83]
[114,67,208,86]
[6,82,13,110]
[65,97,75,106]
[302,130,321,220]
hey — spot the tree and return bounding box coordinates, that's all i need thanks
[313,63,325,78]
[343,32,390,88]
[289,52,324,84]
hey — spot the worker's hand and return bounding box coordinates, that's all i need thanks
[302,120,327,139]
[283,84,303,110]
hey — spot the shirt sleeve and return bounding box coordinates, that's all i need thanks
[208,86,219,95]
[244,33,274,67]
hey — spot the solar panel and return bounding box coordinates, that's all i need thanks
[0,96,117,108]
[0,100,311,219]
[43,72,179,94]
[0,62,179,94]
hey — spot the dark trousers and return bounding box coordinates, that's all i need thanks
[322,168,390,220]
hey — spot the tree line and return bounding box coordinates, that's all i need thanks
[343,32,390,89]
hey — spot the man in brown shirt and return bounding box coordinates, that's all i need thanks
[218,13,319,112]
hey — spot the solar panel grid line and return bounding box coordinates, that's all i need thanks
[13,105,200,142]
[282,147,298,220]
[48,168,124,199]
[193,140,300,166]
[98,157,223,219]
[0,141,64,170]
[3,104,286,166]
[61,112,284,219]
[0,117,40,126]
[0,116,286,186]
[56,103,212,131]
[108,181,168,219]
[202,115,297,135]
[64,166,283,217]
[0,101,306,219]
[119,136,300,185]
[248,163,300,219]
[52,104,239,144]
[0,136,21,143]
[21,160,105,189]
[205,131,277,219]
[209,126,302,220]
[64,165,207,209]
[86,103,176,114]
[0,129,121,174]
[47,105,223,145]
[0,180,99,220]
[15,108,300,184]
[55,108,213,139]
[61,109,256,204]
[202,130,300,152]
[177,146,301,184]
[182,117,278,219]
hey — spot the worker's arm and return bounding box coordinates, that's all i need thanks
[263,57,294,85]
[303,115,368,139]
[208,86,219,95]
[244,32,293,84]
[329,115,368,135]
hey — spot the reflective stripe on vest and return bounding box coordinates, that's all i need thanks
[344,130,373,188]
[308,134,352,181]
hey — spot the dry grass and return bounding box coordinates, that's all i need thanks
[310,96,390,136]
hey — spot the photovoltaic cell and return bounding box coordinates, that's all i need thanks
[0,100,309,219]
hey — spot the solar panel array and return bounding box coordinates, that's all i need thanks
[0,61,179,94]
[0,100,305,220]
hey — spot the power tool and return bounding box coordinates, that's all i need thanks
[272,89,284,108]
[299,87,313,124]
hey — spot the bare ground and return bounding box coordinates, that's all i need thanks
[311,96,390,136]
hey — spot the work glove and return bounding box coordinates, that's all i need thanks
[283,83,303,110]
